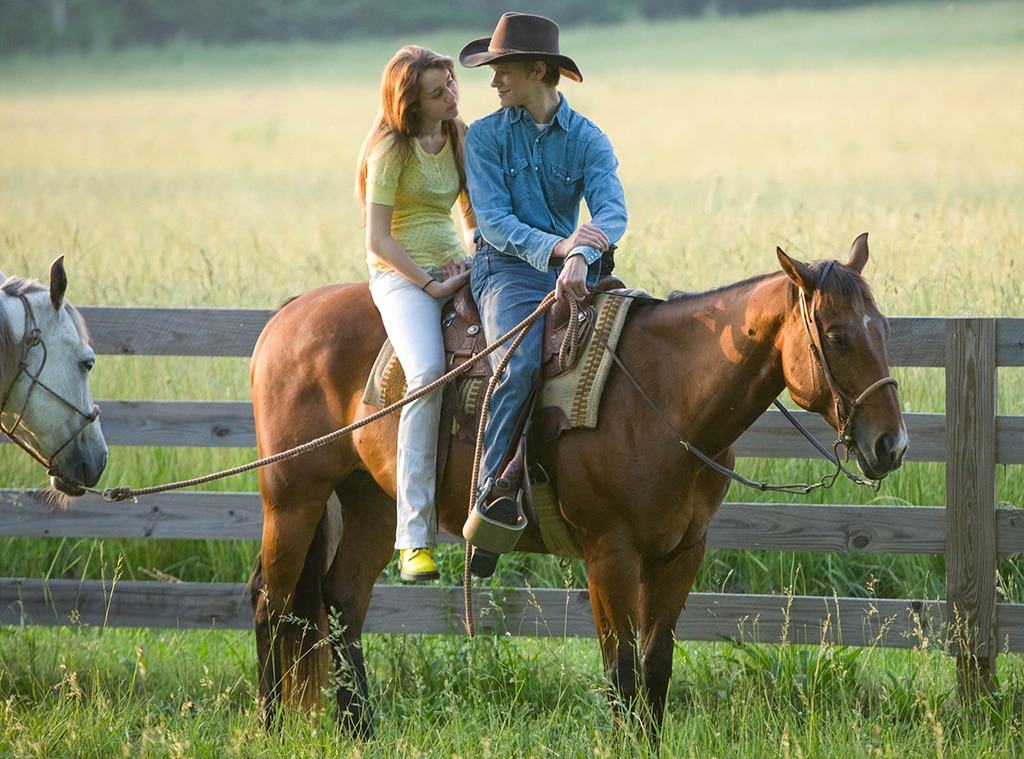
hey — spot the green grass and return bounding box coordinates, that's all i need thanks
[2,1,1024,754]
[1,625,1022,757]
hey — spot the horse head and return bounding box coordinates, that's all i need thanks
[0,256,107,496]
[777,233,908,481]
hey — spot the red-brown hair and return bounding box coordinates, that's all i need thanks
[355,45,467,222]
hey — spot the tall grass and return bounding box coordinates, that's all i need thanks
[1,2,1024,754]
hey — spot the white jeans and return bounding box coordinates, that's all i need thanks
[369,269,447,550]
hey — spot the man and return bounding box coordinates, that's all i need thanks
[459,12,628,576]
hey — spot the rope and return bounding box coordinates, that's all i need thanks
[462,291,558,636]
[94,292,559,503]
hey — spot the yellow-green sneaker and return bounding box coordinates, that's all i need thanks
[399,548,439,582]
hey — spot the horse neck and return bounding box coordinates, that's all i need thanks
[0,288,18,393]
[631,272,796,451]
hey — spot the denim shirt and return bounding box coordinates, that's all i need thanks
[465,94,627,272]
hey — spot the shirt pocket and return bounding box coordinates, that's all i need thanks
[551,164,584,187]
[549,163,584,208]
[504,155,530,181]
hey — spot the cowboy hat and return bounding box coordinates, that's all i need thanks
[459,12,582,83]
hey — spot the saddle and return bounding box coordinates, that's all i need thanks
[439,274,627,435]
[361,274,646,560]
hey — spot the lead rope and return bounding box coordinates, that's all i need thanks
[94,292,560,503]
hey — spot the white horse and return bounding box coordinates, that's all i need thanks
[0,257,107,496]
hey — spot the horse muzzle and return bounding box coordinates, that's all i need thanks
[48,421,108,496]
[848,426,909,482]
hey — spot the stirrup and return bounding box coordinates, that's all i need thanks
[463,478,527,555]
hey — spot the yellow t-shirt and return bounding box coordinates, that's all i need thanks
[365,133,467,272]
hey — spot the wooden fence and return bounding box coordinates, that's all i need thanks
[2,307,1024,693]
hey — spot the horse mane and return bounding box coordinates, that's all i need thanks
[0,276,92,390]
[665,259,871,306]
[666,270,775,303]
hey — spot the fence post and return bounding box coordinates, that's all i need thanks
[945,318,998,697]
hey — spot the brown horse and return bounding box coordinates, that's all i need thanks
[248,233,907,739]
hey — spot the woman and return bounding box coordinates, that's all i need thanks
[356,46,476,581]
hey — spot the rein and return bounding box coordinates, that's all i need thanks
[0,291,101,478]
[590,268,897,494]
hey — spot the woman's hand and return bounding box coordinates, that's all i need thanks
[440,255,472,280]
[425,268,471,299]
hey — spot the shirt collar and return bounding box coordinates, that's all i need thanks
[507,93,569,129]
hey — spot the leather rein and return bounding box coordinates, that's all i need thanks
[594,264,897,495]
[0,290,101,478]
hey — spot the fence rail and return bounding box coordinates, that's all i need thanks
[2,307,1024,694]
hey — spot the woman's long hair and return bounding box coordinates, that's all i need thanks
[355,45,467,223]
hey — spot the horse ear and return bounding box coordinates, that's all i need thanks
[846,232,869,274]
[49,255,68,310]
[777,247,816,293]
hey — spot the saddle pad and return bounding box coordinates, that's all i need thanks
[536,291,633,429]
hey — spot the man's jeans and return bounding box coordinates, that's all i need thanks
[369,269,446,550]
[470,247,598,490]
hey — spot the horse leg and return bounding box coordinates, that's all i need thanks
[252,493,331,726]
[322,472,397,738]
[585,541,645,724]
[637,530,707,742]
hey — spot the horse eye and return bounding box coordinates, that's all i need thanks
[82,358,95,373]
[825,332,846,348]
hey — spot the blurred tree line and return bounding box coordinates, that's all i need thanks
[2,0,934,55]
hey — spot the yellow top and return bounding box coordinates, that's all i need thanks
[365,133,467,272]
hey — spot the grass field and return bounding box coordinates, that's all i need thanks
[2,1,1024,756]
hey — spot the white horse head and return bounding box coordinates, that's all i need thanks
[0,257,107,496]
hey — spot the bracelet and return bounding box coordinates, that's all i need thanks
[421,278,433,291]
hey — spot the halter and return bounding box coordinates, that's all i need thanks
[797,260,898,462]
[0,290,101,479]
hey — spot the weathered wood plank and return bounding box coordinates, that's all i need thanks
[888,317,946,367]
[5,492,1018,557]
[75,310,1024,368]
[7,401,962,463]
[735,410,950,463]
[79,307,273,357]
[12,401,1024,464]
[945,319,999,667]
[705,504,947,554]
[0,490,263,540]
[97,400,256,448]
[1,579,975,651]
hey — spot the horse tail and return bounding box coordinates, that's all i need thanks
[278,512,332,712]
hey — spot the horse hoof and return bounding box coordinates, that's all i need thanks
[469,547,500,578]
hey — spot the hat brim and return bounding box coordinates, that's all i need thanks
[459,37,582,83]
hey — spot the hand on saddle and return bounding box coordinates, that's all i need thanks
[425,266,471,299]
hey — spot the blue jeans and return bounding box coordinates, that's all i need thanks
[470,247,598,489]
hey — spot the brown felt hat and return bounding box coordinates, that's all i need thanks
[459,12,582,83]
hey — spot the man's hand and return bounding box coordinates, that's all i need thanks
[555,254,590,304]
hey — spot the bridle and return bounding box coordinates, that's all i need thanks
[591,267,899,494]
[0,289,101,479]
[796,259,898,464]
